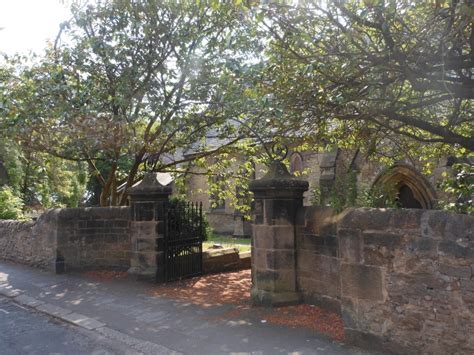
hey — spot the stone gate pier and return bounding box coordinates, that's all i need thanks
[127,173,171,282]
[249,160,308,305]
[249,161,474,354]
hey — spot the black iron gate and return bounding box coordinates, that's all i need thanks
[164,201,204,282]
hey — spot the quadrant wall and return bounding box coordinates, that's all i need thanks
[296,207,474,354]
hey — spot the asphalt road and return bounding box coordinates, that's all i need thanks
[0,296,132,355]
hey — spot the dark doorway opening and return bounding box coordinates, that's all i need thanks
[396,184,422,209]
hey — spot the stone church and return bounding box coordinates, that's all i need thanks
[183,145,452,236]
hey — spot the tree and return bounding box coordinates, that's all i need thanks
[259,0,473,155]
[2,0,261,206]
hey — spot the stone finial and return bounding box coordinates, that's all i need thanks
[127,172,172,200]
[249,160,309,192]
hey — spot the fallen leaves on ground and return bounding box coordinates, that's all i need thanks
[261,304,345,342]
[147,269,345,342]
[148,269,252,308]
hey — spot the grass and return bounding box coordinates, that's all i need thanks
[203,234,251,253]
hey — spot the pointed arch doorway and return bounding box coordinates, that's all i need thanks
[372,164,437,209]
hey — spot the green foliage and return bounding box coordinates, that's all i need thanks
[203,142,264,219]
[0,186,25,220]
[356,185,399,210]
[439,163,474,214]
[312,170,399,212]
[310,186,321,206]
[259,1,473,156]
[1,0,472,211]
[0,140,88,208]
[1,0,263,206]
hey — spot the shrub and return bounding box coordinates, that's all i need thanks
[439,163,473,214]
[0,186,25,220]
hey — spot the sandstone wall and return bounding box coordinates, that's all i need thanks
[206,211,235,235]
[55,207,131,271]
[296,207,474,354]
[0,210,58,270]
[0,207,131,272]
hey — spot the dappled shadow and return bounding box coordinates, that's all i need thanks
[148,269,345,342]
[148,269,252,308]
[82,270,128,281]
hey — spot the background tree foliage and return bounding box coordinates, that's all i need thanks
[1,0,472,214]
[259,0,473,156]
[2,0,261,206]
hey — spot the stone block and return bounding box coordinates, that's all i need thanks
[439,263,471,279]
[251,287,301,306]
[461,279,474,293]
[266,249,295,270]
[265,198,299,226]
[444,213,474,241]
[86,220,105,228]
[130,250,157,270]
[253,248,267,270]
[255,268,296,292]
[338,229,363,263]
[203,248,240,274]
[421,210,449,239]
[130,222,157,239]
[338,208,392,231]
[340,296,359,329]
[59,312,105,330]
[301,292,341,314]
[439,240,474,259]
[341,263,384,301]
[133,202,155,221]
[297,234,338,257]
[36,303,72,318]
[303,206,337,235]
[297,251,340,276]
[388,209,423,231]
[363,247,388,267]
[362,231,404,249]
[14,294,44,307]
[112,220,129,228]
[298,275,340,298]
[252,225,295,250]
[103,234,117,243]
[134,238,154,252]
[410,237,438,257]
[253,199,264,225]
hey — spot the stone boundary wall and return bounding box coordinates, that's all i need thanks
[296,207,474,354]
[56,207,130,271]
[0,207,131,272]
[0,210,58,270]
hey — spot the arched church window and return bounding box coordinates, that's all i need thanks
[290,153,303,175]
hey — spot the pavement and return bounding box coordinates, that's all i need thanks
[0,261,372,355]
[0,296,138,354]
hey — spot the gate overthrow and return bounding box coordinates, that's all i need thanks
[165,201,204,282]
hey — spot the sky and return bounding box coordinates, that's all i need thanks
[0,0,71,55]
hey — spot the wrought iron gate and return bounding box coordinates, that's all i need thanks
[164,201,204,282]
